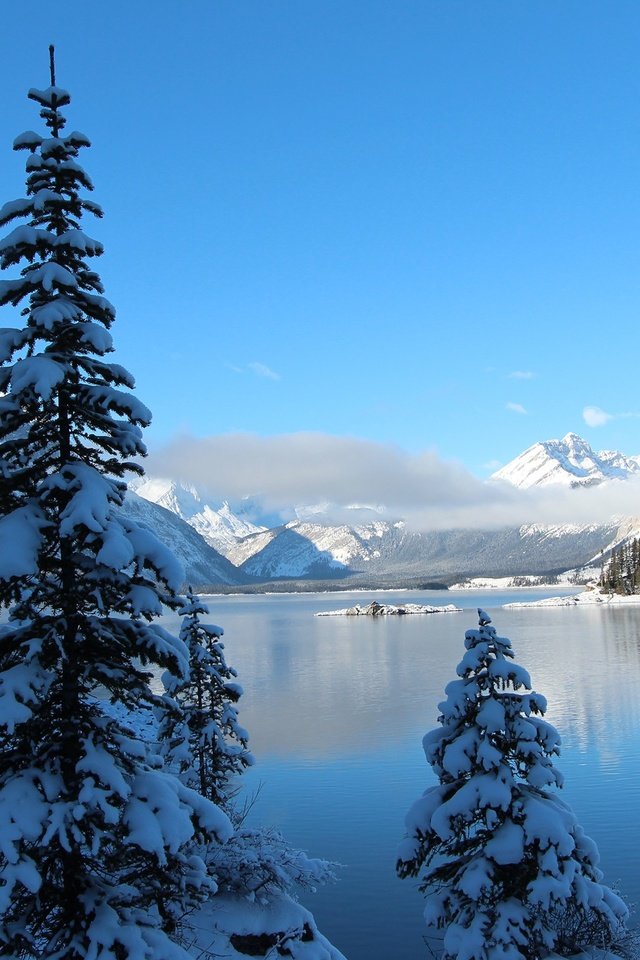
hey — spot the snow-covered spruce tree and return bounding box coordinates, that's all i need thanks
[397,609,628,960]
[159,590,336,907]
[0,59,234,959]
[159,588,254,807]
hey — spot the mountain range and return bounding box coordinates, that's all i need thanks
[129,476,266,555]
[120,491,251,588]
[123,433,640,587]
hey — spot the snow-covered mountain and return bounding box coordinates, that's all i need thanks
[492,432,640,489]
[227,517,621,581]
[130,477,266,558]
[229,520,394,579]
[120,491,250,587]
[129,436,640,583]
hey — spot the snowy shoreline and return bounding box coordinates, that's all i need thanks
[503,591,640,609]
[449,573,597,591]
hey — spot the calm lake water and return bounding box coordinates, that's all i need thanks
[160,589,640,960]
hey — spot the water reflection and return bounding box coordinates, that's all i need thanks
[187,594,640,763]
[497,606,640,758]
[153,591,640,960]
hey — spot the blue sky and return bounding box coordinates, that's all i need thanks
[2,1,640,492]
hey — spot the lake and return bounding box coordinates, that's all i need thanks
[161,589,640,960]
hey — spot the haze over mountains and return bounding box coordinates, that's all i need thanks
[126,434,640,587]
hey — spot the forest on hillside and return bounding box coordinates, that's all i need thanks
[600,539,640,595]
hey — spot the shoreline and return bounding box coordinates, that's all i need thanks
[504,591,640,609]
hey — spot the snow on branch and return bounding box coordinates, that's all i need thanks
[0,197,33,226]
[27,85,71,108]
[54,228,103,257]
[29,298,82,330]
[10,355,67,400]
[0,224,54,258]
[78,384,152,425]
[0,504,49,579]
[122,519,185,591]
[13,130,43,151]
[0,327,29,363]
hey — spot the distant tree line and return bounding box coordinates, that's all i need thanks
[600,538,640,595]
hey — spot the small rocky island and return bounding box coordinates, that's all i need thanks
[315,600,461,617]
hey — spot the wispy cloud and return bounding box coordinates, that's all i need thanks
[508,370,535,380]
[248,362,281,381]
[227,361,282,380]
[147,430,640,532]
[582,405,640,428]
[583,406,613,428]
[506,402,527,415]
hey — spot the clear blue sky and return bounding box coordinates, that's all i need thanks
[2,1,640,479]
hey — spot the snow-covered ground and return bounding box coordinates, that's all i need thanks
[504,591,640,608]
[450,568,600,591]
[185,896,346,960]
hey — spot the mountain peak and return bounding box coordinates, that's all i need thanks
[560,431,591,449]
[493,434,640,489]
[131,477,266,557]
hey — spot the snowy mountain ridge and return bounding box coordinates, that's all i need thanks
[129,477,266,558]
[231,518,622,580]
[120,492,250,587]
[492,432,640,489]
[128,435,640,583]
[230,519,393,579]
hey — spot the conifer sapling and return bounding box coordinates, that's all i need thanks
[397,609,628,960]
[159,587,254,807]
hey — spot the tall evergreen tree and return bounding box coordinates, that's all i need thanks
[397,609,627,960]
[0,54,233,959]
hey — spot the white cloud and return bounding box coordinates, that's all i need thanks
[227,362,282,380]
[508,371,535,380]
[248,362,281,381]
[583,405,640,427]
[506,402,527,415]
[147,431,640,533]
[582,405,613,428]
